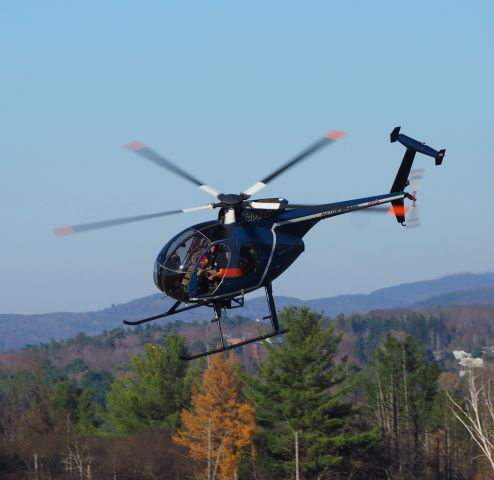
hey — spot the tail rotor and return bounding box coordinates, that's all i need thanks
[404,169,423,229]
[359,169,424,228]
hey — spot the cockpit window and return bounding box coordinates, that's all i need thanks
[239,243,257,276]
[157,225,227,273]
[164,233,208,274]
[154,224,229,301]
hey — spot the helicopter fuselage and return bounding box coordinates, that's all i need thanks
[153,191,405,304]
[154,218,304,303]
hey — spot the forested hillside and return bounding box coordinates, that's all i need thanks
[2,304,494,478]
[2,272,493,352]
[2,304,494,373]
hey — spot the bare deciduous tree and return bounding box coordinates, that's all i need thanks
[448,368,494,474]
[61,439,93,480]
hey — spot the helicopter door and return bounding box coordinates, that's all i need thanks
[190,242,232,297]
[238,243,257,276]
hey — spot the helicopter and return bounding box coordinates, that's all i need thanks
[55,126,445,360]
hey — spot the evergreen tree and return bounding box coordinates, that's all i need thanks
[244,307,377,479]
[50,379,98,433]
[364,333,441,476]
[80,370,114,409]
[106,334,191,433]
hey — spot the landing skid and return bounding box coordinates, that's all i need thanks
[183,328,289,360]
[123,300,208,326]
[122,283,289,360]
[181,283,288,360]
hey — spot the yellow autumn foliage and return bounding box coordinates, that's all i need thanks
[173,353,256,480]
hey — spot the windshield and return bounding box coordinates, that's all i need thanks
[154,224,228,301]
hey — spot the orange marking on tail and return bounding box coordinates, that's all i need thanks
[387,205,409,216]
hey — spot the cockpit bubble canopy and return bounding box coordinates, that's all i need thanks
[153,223,229,301]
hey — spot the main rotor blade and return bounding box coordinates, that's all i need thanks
[247,198,288,210]
[248,200,333,211]
[125,141,221,199]
[54,204,213,237]
[241,130,346,198]
[248,201,395,214]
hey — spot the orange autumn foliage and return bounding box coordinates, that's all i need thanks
[173,353,256,480]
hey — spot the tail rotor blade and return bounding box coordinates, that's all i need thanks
[406,204,421,229]
[241,130,346,198]
[409,168,424,195]
[125,141,221,199]
[54,204,214,236]
[405,169,423,227]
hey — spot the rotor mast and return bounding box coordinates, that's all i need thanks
[216,193,244,224]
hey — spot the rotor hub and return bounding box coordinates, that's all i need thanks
[218,193,244,207]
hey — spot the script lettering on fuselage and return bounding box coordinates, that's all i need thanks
[320,204,359,218]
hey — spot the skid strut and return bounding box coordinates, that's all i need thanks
[180,283,289,360]
[213,303,226,350]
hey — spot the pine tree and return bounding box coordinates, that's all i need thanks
[173,353,256,480]
[244,306,377,479]
[106,334,191,433]
[364,333,441,476]
[50,380,97,433]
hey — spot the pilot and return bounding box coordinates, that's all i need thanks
[207,244,239,282]
[197,255,214,293]
[207,245,218,266]
[201,245,219,283]
[166,253,181,272]
[198,255,209,271]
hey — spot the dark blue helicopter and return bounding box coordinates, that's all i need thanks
[55,127,445,359]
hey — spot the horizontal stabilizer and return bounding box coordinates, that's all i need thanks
[390,126,446,194]
[436,149,446,166]
[390,126,446,165]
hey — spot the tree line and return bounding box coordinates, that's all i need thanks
[1,306,493,479]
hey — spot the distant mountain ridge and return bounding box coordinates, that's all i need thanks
[1,272,493,352]
[412,288,494,309]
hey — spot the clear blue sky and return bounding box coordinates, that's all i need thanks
[1,1,493,313]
